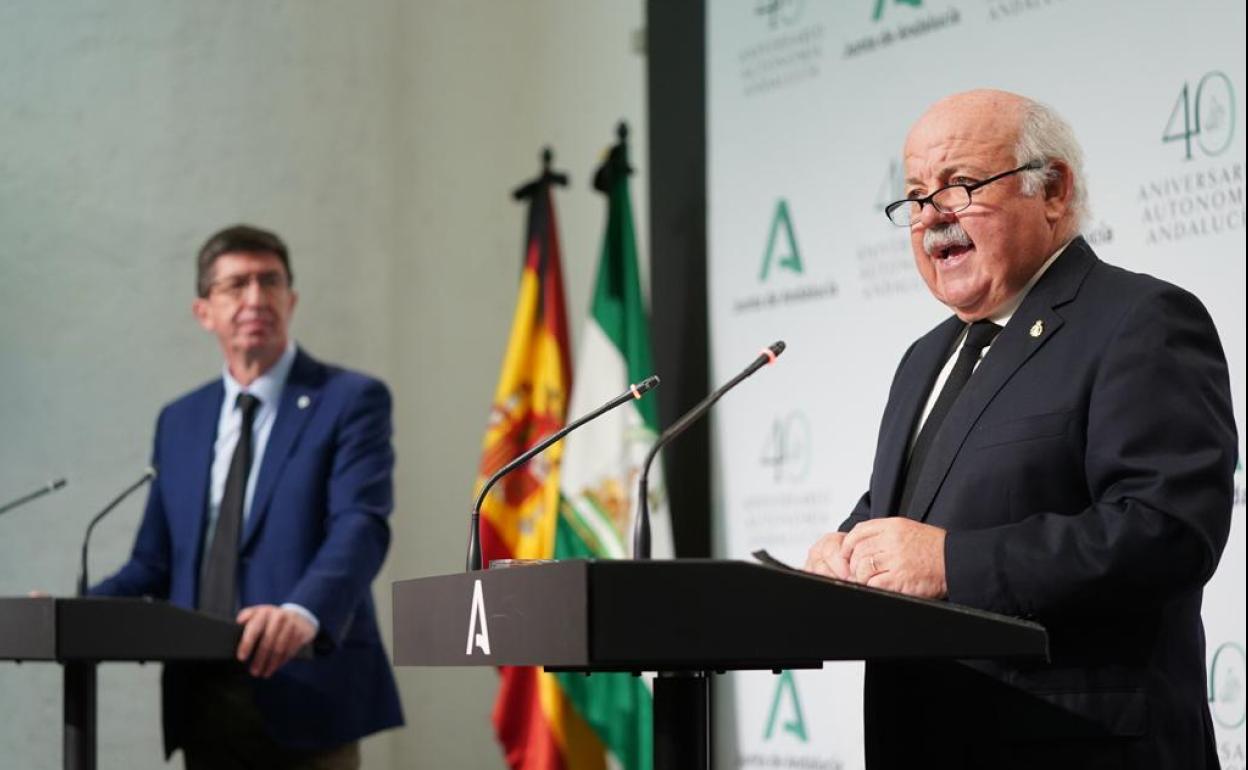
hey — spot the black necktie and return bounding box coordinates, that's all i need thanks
[199,392,260,617]
[897,320,1002,516]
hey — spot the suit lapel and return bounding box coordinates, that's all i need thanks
[241,350,326,551]
[905,239,1097,522]
[876,316,964,518]
[186,382,224,550]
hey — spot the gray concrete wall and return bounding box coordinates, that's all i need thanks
[0,2,647,767]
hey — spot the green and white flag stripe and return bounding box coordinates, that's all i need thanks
[558,141,672,565]
[555,133,672,770]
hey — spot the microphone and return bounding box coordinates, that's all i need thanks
[77,467,157,596]
[467,376,660,572]
[633,341,786,560]
[0,477,67,517]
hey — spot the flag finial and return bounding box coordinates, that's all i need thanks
[513,146,569,200]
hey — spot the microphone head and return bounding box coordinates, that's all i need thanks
[51,478,68,491]
[759,341,786,365]
[633,375,660,397]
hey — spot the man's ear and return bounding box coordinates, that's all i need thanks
[191,297,214,332]
[1043,160,1076,223]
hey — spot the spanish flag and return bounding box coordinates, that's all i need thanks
[474,163,609,769]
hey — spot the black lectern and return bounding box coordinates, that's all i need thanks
[391,559,1048,769]
[0,596,240,770]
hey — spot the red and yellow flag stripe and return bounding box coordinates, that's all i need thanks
[474,182,607,769]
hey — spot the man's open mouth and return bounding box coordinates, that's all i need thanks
[936,243,974,260]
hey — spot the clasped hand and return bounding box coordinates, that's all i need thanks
[803,518,948,599]
[236,604,316,678]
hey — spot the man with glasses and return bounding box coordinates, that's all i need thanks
[805,90,1234,768]
[92,225,403,769]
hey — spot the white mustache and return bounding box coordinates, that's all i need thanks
[923,222,974,256]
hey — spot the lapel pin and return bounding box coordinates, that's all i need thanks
[297,395,311,410]
[1029,319,1044,338]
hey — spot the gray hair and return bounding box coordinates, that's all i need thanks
[1014,99,1089,232]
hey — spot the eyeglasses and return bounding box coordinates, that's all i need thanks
[208,270,289,300]
[884,160,1044,227]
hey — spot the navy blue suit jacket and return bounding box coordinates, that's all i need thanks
[93,349,403,752]
[843,239,1236,768]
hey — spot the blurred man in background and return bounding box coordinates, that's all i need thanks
[93,224,403,769]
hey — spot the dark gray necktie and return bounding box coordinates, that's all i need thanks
[199,392,260,617]
[897,320,1002,516]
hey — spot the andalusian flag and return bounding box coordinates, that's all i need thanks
[553,127,673,770]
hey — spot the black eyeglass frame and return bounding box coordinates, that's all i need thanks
[206,269,291,300]
[884,160,1045,227]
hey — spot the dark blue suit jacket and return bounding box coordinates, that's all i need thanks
[93,349,404,752]
[843,238,1236,769]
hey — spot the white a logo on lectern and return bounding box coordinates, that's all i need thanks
[465,579,491,655]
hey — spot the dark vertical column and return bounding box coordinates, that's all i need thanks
[647,0,710,559]
[653,671,710,770]
[63,661,97,770]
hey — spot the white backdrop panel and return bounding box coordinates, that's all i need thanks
[708,2,1245,769]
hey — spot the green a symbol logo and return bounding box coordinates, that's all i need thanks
[764,670,809,743]
[872,0,922,22]
[760,199,803,281]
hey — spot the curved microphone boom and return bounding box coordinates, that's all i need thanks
[77,467,157,596]
[466,375,660,572]
[633,341,786,560]
[0,477,67,517]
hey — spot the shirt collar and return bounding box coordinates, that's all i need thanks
[221,341,298,411]
[988,239,1072,327]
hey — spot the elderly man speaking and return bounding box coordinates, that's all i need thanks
[804,90,1236,768]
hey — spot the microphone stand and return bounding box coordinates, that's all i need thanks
[0,478,67,517]
[77,468,156,597]
[633,342,785,559]
[467,376,660,572]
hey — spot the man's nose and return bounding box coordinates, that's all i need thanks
[917,201,955,230]
[240,277,268,304]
